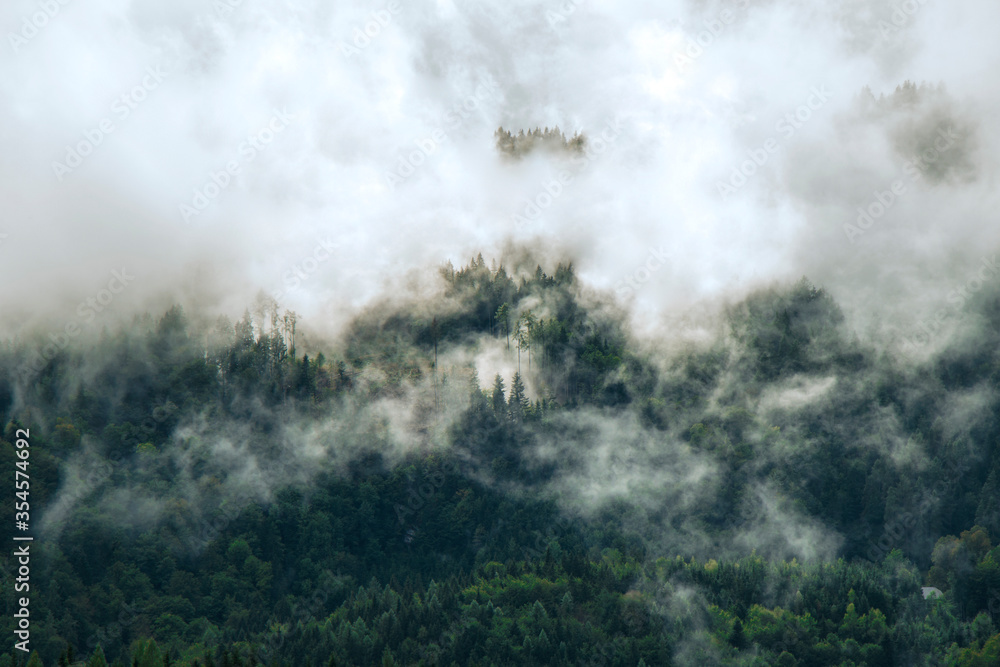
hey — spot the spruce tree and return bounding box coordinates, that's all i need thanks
[87,646,108,667]
[509,372,528,420]
[491,374,506,415]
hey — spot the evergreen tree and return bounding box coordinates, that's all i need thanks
[88,646,108,667]
[133,640,162,667]
[495,303,510,350]
[731,619,747,649]
[467,368,486,414]
[508,372,528,421]
[519,311,537,372]
[491,374,506,416]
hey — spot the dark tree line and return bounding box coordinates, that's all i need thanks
[2,255,1000,665]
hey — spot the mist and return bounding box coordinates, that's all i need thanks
[1,0,997,346]
[4,2,1000,664]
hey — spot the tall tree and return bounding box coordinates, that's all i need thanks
[495,303,510,350]
[491,374,506,416]
[508,372,528,421]
[467,367,486,414]
[515,312,536,375]
[88,646,108,667]
[520,311,537,372]
[432,317,439,411]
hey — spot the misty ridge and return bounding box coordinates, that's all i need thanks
[6,0,1000,662]
[8,249,1000,564]
[854,81,978,186]
[2,74,999,663]
[4,247,1000,660]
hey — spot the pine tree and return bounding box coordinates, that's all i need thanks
[515,318,527,374]
[495,303,510,350]
[509,372,528,421]
[731,618,747,649]
[133,640,162,667]
[520,311,537,372]
[88,646,108,667]
[468,367,486,413]
[491,374,506,416]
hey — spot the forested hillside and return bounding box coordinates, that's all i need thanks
[2,255,1000,666]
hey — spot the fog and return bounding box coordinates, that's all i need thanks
[1,0,997,351]
[5,0,1000,576]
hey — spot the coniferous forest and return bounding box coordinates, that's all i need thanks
[2,255,1000,667]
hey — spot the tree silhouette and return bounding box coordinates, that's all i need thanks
[508,372,528,421]
[495,303,510,350]
[491,373,506,416]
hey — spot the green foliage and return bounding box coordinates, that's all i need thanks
[131,639,162,667]
[88,646,108,667]
[494,126,585,158]
[5,255,1000,665]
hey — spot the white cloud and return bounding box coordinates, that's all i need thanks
[1,0,998,350]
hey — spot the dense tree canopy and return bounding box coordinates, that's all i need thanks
[2,255,1000,666]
